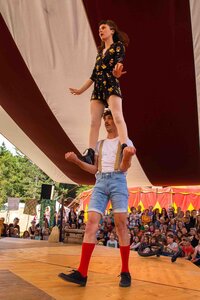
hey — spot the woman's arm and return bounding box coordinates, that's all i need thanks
[69,79,93,95]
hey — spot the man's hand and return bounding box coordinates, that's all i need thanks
[64,151,98,174]
[65,152,79,164]
[123,146,136,160]
[112,63,127,78]
[120,146,136,172]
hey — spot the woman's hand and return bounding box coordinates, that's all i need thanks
[69,88,82,95]
[112,63,127,78]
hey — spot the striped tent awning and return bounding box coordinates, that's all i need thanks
[0,0,200,186]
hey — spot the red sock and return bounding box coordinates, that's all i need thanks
[78,242,95,277]
[120,245,130,273]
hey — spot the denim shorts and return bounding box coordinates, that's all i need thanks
[88,171,129,215]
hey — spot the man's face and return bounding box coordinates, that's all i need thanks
[103,114,117,133]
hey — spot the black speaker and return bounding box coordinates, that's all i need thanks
[41,184,54,200]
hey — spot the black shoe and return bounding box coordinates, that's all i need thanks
[80,148,95,165]
[171,250,182,263]
[121,143,128,154]
[119,272,131,287]
[58,270,87,286]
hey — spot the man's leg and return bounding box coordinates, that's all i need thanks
[114,213,131,287]
[59,212,101,286]
[78,212,101,276]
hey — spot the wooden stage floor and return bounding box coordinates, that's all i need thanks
[0,238,200,300]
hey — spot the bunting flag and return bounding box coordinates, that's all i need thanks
[7,197,20,211]
[23,199,38,216]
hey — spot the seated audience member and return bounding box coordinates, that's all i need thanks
[152,208,161,227]
[106,232,118,248]
[77,210,85,229]
[28,220,37,239]
[190,228,199,248]
[136,205,143,220]
[68,207,77,224]
[22,231,30,239]
[181,227,188,236]
[130,236,141,251]
[160,223,168,236]
[191,240,200,266]
[129,207,140,228]
[176,230,183,240]
[196,215,200,230]
[148,206,154,220]
[97,229,107,246]
[183,210,192,232]
[0,217,8,237]
[149,224,155,234]
[180,237,194,260]
[9,227,19,238]
[168,208,175,219]
[176,211,185,223]
[138,235,151,254]
[160,208,169,224]
[141,209,151,226]
[153,228,162,240]
[8,217,20,236]
[34,229,42,240]
[162,234,179,256]
[190,210,197,228]
[106,217,114,232]
[168,218,176,233]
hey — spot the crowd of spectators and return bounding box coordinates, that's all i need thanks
[0,216,51,241]
[1,205,200,267]
[95,206,200,267]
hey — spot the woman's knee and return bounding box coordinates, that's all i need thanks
[112,113,124,125]
[90,117,101,129]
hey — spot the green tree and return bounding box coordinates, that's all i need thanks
[0,143,93,208]
[0,143,53,206]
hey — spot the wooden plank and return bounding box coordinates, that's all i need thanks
[0,238,199,300]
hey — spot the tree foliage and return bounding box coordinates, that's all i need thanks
[0,143,92,207]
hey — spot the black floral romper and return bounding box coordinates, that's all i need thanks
[90,41,125,107]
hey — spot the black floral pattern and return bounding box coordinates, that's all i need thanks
[90,41,125,107]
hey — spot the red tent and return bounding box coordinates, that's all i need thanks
[78,186,200,214]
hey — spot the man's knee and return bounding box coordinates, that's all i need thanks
[85,215,100,234]
[115,219,127,232]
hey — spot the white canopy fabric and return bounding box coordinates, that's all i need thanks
[0,0,199,186]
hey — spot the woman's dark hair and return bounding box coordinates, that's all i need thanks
[98,20,129,52]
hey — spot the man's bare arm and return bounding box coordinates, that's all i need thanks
[65,152,98,174]
[119,146,136,172]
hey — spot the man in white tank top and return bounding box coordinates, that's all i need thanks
[59,110,136,287]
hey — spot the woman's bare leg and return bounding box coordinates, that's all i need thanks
[89,100,105,150]
[107,95,128,144]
